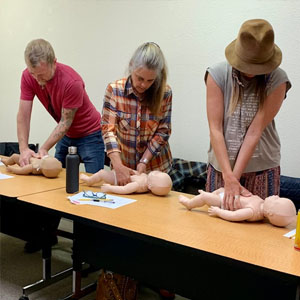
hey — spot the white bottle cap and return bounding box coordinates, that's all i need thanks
[68,146,77,154]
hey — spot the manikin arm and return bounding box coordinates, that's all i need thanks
[6,164,34,175]
[80,169,116,186]
[1,154,21,166]
[208,206,254,222]
[101,182,140,194]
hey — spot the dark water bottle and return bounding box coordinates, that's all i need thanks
[66,146,80,193]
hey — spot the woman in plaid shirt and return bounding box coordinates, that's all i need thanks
[101,42,173,186]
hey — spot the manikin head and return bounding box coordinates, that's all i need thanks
[40,156,62,178]
[147,171,172,196]
[263,195,296,227]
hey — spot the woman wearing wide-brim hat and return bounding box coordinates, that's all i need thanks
[204,19,291,211]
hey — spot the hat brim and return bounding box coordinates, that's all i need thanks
[225,39,282,75]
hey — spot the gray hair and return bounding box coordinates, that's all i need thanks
[24,39,56,67]
[128,42,167,81]
[128,42,168,115]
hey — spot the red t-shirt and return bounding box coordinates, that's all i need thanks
[20,62,101,138]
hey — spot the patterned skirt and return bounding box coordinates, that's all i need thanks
[205,164,280,199]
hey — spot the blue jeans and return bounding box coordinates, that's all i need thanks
[280,175,300,211]
[55,130,105,173]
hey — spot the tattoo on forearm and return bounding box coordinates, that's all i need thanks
[54,108,77,139]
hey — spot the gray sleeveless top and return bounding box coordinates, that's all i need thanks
[205,61,291,173]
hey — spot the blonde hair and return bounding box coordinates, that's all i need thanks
[229,69,268,114]
[128,42,168,115]
[24,39,56,68]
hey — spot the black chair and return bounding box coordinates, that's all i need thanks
[280,175,300,211]
[0,142,39,156]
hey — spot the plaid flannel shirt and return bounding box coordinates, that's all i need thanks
[169,158,207,192]
[101,77,172,173]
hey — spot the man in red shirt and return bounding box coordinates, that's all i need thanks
[17,39,105,252]
[19,38,104,172]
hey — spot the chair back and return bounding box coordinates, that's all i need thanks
[0,142,39,156]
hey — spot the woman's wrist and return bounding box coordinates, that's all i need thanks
[137,163,147,173]
[108,152,123,168]
[139,157,149,165]
[222,170,236,182]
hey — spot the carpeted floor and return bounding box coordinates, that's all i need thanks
[0,218,189,300]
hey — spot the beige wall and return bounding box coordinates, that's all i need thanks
[1,0,299,177]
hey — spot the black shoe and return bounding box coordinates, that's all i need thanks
[24,235,58,254]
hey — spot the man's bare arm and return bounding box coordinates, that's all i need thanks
[17,100,35,166]
[38,107,77,156]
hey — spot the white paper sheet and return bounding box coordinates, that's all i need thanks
[283,229,296,239]
[68,191,136,209]
[0,173,14,179]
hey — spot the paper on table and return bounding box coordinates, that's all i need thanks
[284,229,296,239]
[68,191,136,209]
[0,161,4,166]
[0,173,14,180]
